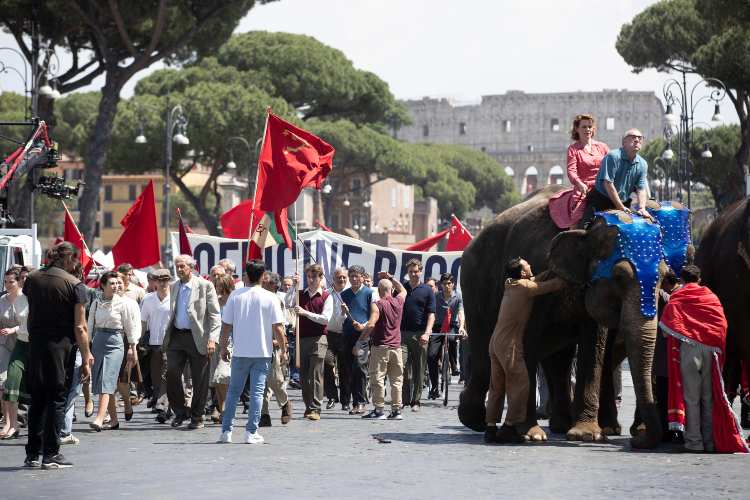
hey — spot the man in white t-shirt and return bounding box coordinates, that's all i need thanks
[218,260,287,444]
[140,269,172,418]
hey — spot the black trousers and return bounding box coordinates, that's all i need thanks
[26,336,73,459]
[343,334,368,405]
[324,331,345,403]
[166,331,209,422]
[581,188,632,227]
[427,333,457,390]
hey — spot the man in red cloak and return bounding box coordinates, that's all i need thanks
[659,265,748,453]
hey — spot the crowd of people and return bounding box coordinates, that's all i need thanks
[0,114,743,470]
[0,244,468,467]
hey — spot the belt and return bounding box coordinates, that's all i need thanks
[174,328,192,334]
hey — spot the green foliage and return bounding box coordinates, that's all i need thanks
[217,32,410,127]
[0,92,28,156]
[172,188,218,229]
[53,92,101,161]
[616,0,750,207]
[639,125,741,209]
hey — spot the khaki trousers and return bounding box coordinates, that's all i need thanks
[369,345,403,410]
[261,347,289,415]
[300,335,327,412]
[680,342,714,451]
[485,333,529,427]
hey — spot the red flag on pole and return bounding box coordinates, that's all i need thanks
[405,228,450,251]
[176,208,192,257]
[253,111,335,249]
[112,181,160,268]
[445,215,473,251]
[62,203,94,277]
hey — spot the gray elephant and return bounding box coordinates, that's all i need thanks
[459,187,685,449]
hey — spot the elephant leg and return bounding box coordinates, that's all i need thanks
[624,315,661,449]
[567,322,607,442]
[599,330,623,436]
[543,345,574,434]
[458,334,490,432]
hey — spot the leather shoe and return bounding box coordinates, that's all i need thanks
[280,401,292,425]
[171,416,186,428]
[124,411,133,422]
[188,420,204,430]
[258,414,272,427]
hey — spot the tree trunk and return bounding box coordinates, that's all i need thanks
[171,172,221,236]
[78,74,122,246]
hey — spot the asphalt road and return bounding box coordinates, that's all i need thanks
[1,371,748,500]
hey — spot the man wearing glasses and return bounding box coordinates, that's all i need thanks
[584,128,652,221]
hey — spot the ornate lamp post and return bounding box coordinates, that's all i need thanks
[225,136,262,198]
[662,70,727,211]
[134,104,189,268]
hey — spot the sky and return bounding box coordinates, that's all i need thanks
[0,0,738,127]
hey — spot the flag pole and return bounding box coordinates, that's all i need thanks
[293,194,301,370]
[246,109,271,261]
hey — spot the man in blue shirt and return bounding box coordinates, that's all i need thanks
[341,265,373,415]
[586,128,652,221]
[400,258,436,411]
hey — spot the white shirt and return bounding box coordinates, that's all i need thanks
[302,287,333,325]
[88,294,142,344]
[326,287,346,333]
[222,285,284,358]
[140,291,171,346]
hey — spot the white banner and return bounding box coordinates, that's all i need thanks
[171,229,463,288]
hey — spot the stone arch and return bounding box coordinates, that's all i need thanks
[548,165,564,185]
[523,166,538,195]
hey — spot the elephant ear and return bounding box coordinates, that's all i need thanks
[549,229,589,284]
[585,219,620,262]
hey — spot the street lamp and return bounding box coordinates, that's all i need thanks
[225,136,262,198]
[661,69,727,212]
[134,104,189,268]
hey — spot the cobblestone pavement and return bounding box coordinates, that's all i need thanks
[1,371,748,500]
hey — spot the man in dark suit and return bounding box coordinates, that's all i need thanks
[163,254,221,429]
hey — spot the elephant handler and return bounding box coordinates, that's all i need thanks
[485,258,564,444]
[581,128,653,225]
[659,265,748,453]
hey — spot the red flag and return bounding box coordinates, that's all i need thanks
[176,208,192,256]
[445,215,473,251]
[255,111,335,214]
[63,203,94,276]
[112,180,160,268]
[405,228,450,251]
[220,198,265,239]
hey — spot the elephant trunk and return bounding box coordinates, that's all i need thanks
[620,284,662,449]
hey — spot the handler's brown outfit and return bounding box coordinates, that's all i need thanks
[485,277,564,428]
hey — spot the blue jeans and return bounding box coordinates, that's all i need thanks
[60,349,82,437]
[221,357,270,434]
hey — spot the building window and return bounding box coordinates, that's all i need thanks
[422,124,429,137]
[128,184,137,201]
[548,165,564,185]
[403,187,410,209]
[459,122,467,135]
[104,185,112,201]
[606,117,615,130]
[391,188,397,208]
[550,118,560,132]
[503,120,511,133]
[351,178,362,192]
[95,222,100,238]
[103,212,113,228]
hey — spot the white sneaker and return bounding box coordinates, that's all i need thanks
[59,434,80,445]
[244,431,264,444]
[218,430,232,443]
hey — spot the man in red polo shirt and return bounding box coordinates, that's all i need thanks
[294,264,333,421]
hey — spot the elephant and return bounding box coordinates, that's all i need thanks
[459,186,679,449]
[695,198,750,405]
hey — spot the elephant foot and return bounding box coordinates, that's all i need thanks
[458,386,487,432]
[566,421,605,442]
[630,432,660,450]
[524,425,548,442]
[601,423,622,436]
[629,422,646,437]
[549,413,573,434]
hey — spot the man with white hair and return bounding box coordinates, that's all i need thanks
[217,258,239,283]
[163,254,221,430]
[586,128,651,220]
